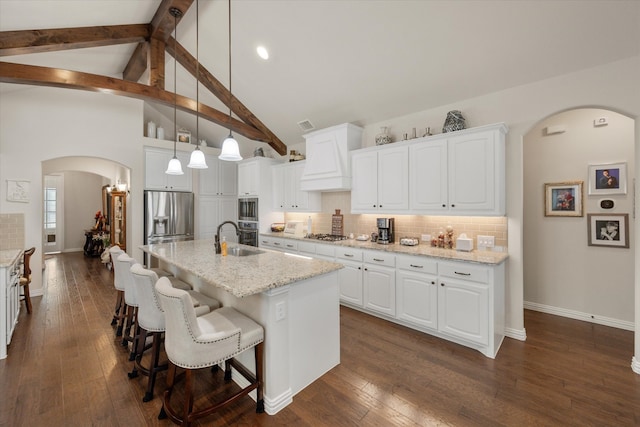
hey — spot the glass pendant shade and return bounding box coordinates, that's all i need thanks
[188,147,208,169]
[218,134,243,161]
[165,156,184,175]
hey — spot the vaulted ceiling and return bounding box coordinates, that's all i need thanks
[1,0,639,155]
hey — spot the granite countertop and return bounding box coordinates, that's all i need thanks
[140,239,343,298]
[0,249,22,268]
[261,232,509,265]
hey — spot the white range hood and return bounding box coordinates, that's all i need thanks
[299,123,363,191]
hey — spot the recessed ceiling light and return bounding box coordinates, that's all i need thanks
[256,46,269,60]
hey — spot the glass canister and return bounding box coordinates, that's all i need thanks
[375,126,392,145]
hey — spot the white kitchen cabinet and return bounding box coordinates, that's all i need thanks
[438,275,489,346]
[1,250,21,360]
[363,252,396,316]
[351,145,408,213]
[197,196,238,242]
[396,255,438,330]
[199,154,237,196]
[272,161,321,212]
[409,123,507,215]
[144,147,193,191]
[335,247,364,307]
[238,160,258,196]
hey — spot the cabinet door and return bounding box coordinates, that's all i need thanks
[377,145,408,211]
[437,278,489,345]
[351,151,378,211]
[218,160,238,196]
[145,149,170,190]
[238,161,258,196]
[166,151,193,191]
[396,270,438,330]
[363,264,396,316]
[338,261,363,307]
[409,140,448,211]
[283,165,297,209]
[272,166,285,210]
[218,197,238,243]
[199,155,221,196]
[448,130,495,213]
[197,197,220,239]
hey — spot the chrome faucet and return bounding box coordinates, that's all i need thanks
[215,221,241,254]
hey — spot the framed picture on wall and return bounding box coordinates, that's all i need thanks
[588,162,627,195]
[544,181,583,217]
[587,213,629,248]
[177,129,191,144]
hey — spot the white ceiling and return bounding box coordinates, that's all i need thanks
[1,0,639,152]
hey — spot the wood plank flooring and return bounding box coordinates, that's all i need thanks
[1,252,639,426]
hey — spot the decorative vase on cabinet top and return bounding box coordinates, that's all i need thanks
[375,126,392,145]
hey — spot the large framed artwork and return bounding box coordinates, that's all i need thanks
[587,213,629,248]
[544,181,583,217]
[588,162,627,195]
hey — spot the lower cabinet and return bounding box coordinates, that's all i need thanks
[335,247,364,307]
[363,252,396,316]
[437,276,489,345]
[396,256,438,330]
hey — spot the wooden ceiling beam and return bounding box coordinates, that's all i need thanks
[122,0,193,84]
[123,42,149,83]
[0,61,271,143]
[0,25,150,57]
[166,36,288,155]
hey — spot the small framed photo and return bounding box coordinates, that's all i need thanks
[177,129,191,144]
[588,162,627,195]
[587,213,629,248]
[544,181,583,217]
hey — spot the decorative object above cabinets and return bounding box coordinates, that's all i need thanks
[350,122,507,216]
[300,123,363,192]
[272,161,321,212]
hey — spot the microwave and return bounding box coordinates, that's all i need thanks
[238,197,258,222]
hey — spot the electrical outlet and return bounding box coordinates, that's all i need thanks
[275,301,286,321]
[477,235,495,249]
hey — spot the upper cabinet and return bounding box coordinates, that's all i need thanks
[272,161,321,212]
[238,157,277,197]
[300,123,363,191]
[144,147,192,191]
[199,154,237,196]
[351,145,409,213]
[351,123,507,216]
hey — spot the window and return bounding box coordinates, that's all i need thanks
[44,187,57,229]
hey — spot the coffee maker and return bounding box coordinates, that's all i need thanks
[376,218,395,244]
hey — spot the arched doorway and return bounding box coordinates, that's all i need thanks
[523,108,635,330]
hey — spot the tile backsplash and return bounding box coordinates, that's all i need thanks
[284,192,507,249]
[0,213,25,250]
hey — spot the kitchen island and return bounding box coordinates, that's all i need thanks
[141,239,343,415]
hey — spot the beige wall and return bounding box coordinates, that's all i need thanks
[523,108,635,326]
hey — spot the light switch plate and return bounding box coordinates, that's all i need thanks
[477,235,495,249]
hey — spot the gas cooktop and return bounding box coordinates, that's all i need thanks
[305,234,348,242]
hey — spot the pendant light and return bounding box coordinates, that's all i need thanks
[166,7,185,175]
[219,0,242,162]
[187,0,208,169]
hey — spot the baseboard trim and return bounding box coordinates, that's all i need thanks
[505,327,527,341]
[524,301,634,331]
[632,357,640,375]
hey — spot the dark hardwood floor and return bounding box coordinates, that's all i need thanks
[1,252,639,426]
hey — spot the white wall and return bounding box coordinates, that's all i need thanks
[0,86,145,296]
[62,171,107,252]
[524,109,635,326]
[362,55,640,339]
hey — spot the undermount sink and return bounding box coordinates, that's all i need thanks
[229,247,264,257]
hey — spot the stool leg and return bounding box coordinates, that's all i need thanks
[23,283,32,314]
[184,369,195,426]
[160,362,177,420]
[111,290,123,326]
[128,327,146,379]
[143,332,162,402]
[255,342,265,413]
[116,301,128,337]
[224,360,232,381]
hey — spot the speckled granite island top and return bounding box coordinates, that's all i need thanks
[140,239,343,298]
[0,249,22,268]
[262,233,509,265]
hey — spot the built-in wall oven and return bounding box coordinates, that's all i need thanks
[238,221,259,247]
[238,197,258,222]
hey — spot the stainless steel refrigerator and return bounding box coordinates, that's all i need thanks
[144,190,194,244]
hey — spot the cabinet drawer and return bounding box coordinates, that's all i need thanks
[282,240,298,252]
[364,251,395,267]
[336,247,363,262]
[297,241,316,255]
[397,255,437,274]
[316,243,335,258]
[439,262,489,284]
[259,236,276,247]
